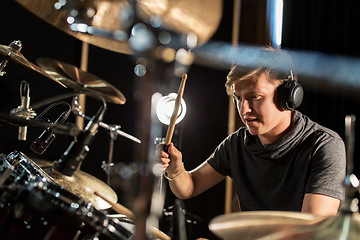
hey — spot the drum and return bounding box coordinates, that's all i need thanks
[0,151,133,240]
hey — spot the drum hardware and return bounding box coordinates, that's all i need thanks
[171,199,187,240]
[105,123,119,186]
[72,95,141,144]
[96,120,140,185]
[37,57,126,105]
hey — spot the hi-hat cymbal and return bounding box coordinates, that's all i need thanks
[37,58,126,104]
[34,159,117,210]
[15,0,222,54]
[0,42,66,87]
[209,211,326,240]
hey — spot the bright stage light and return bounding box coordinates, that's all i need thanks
[156,93,187,125]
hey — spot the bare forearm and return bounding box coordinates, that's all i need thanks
[301,193,340,216]
[157,143,224,199]
[167,170,194,199]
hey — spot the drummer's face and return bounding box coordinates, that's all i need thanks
[233,73,291,144]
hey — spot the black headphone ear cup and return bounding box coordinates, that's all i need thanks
[277,80,304,111]
[288,83,304,110]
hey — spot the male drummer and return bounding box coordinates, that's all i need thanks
[157,48,345,216]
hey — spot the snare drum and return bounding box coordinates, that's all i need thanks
[0,151,133,240]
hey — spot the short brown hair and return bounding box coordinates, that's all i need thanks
[225,67,288,96]
[225,48,296,96]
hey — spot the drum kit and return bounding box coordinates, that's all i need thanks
[0,38,154,239]
[0,0,221,239]
[1,0,360,240]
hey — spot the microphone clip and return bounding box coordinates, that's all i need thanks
[10,81,36,119]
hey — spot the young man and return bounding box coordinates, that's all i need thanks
[158,53,345,216]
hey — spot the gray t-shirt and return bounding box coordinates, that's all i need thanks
[207,111,346,211]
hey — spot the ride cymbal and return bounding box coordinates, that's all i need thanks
[15,0,222,53]
[34,159,118,210]
[15,0,132,54]
[37,58,126,104]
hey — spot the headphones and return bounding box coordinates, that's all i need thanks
[276,71,304,111]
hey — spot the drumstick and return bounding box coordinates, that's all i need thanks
[164,73,188,152]
[94,191,171,240]
[95,191,135,220]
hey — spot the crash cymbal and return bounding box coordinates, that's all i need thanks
[15,0,222,53]
[0,41,66,87]
[209,211,326,240]
[35,159,117,210]
[37,58,126,104]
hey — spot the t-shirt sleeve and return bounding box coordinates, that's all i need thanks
[207,133,238,177]
[305,133,346,201]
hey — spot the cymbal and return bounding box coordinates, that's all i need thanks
[263,213,360,240]
[209,211,326,240]
[34,159,118,210]
[15,0,132,55]
[0,42,66,87]
[37,58,126,104]
[135,0,223,46]
[15,0,222,54]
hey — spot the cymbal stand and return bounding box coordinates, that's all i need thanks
[72,96,141,144]
[105,124,120,185]
[340,115,359,213]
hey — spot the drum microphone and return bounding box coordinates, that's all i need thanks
[10,80,37,140]
[19,81,30,141]
[53,104,106,176]
[9,80,34,141]
[30,110,71,155]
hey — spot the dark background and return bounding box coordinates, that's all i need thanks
[1,0,360,239]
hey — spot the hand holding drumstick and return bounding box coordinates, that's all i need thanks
[157,74,187,181]
[163,73,187,151]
